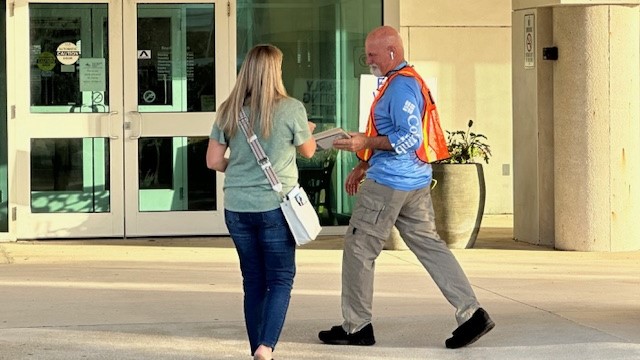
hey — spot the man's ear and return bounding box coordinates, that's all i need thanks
[388,46,397,59]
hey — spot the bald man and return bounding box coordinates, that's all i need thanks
[318,26,494,349]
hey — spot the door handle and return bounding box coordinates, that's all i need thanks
[128,111,143,140]
[108,111,119,139]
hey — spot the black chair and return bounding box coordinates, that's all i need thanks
[298,153,335,221]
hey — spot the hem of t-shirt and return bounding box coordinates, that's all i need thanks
[223,204,281,213]
[366,174,431,192]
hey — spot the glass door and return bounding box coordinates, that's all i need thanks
[12,0,231,238]
[14,0,123,238]
[123,0,230,236]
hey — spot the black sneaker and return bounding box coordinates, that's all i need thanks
[445,308,495,349]
[318,324,376,346]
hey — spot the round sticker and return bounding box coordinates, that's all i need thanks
[56,42,80,65]
[37,52,56,71]
[143,90,156,103]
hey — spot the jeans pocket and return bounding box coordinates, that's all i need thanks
[224,209,241,228]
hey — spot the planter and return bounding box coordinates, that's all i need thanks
[431,163,486,249]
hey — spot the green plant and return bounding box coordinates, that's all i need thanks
[437,119,491,164]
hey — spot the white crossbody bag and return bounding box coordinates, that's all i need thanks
[237,110,321,246]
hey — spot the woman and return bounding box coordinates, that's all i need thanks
[206,44,316,360]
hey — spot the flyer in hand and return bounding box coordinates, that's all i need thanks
[313,128,351,150]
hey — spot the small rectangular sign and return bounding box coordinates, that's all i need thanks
[79,58,106,92]
[524,14,535,69]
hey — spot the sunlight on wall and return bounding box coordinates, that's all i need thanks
[408,26,513,214]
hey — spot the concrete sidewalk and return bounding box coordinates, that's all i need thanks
[1,223,639,359]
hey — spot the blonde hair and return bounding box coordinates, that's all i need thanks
[216,44,288,138]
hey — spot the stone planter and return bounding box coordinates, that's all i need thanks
[431,163,486,249]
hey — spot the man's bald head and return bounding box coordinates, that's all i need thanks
[367,26,403,49]
[365,26,405,77]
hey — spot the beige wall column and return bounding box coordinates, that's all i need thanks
[513,1,640,251]
[554,5,640,251]
[400,0,514,215]
[512,8,555,247]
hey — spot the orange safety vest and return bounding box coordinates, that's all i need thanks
[356,66,450,163]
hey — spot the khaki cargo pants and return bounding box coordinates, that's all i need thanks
[341,179,480,333]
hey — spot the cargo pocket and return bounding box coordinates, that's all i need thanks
[351,195,386,228]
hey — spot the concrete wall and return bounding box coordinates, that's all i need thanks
[399,0,514,215]
[553,5,640,251]
[512,8,555,247]
[512,1,640,251]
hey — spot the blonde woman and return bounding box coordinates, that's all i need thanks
[206,44,316,360]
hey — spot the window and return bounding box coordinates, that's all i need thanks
[237,0,382,225]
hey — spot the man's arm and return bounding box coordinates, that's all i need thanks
[362,134,393,151]
[333,132,392,153]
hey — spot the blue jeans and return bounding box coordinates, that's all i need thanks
[224,208,296,355]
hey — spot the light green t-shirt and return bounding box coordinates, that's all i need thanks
[210,97,311,212]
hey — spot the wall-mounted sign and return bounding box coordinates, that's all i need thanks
[358,74,381,131]
[524,14,535,69]
[56,42,80,65]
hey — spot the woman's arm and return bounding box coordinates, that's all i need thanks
[206,138,229,172]
[296,121,317,159]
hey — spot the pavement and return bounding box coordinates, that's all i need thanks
[0,216,639,360]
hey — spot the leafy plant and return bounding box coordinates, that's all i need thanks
[437,119,491,164]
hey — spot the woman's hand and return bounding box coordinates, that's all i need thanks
[307,121,317,133]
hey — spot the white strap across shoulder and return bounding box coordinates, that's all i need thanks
[237,109,283,194]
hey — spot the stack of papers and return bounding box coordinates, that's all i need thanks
[313,128,350,150]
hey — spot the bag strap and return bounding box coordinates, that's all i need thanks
[237,109,283,194]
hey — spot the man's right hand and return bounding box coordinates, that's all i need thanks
[333,132,368,153]
[345,161,369,195]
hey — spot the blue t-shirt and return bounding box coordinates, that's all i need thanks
[366,63,432,191]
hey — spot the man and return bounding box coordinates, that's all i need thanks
[318,26,494,349]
